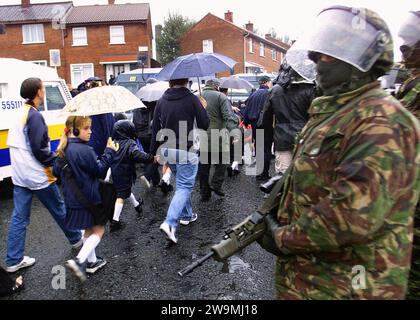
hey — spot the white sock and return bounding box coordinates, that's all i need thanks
[162,172,171,184]
[87,249,97,263]
[77,234,101,264]
[112,202,124,222]
[232,161,239,170]
[104,168,112,182]
[128,193,139,207]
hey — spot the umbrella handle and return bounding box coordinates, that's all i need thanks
[197,77,202,96]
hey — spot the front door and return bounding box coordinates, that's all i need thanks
[113,64,125,76]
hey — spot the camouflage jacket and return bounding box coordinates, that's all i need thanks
[397,72,420,119]
[273,81,420,300]
[398,72,420,300]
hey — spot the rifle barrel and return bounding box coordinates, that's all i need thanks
[178,251,214,277]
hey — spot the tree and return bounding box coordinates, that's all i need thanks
[156,13,195,66]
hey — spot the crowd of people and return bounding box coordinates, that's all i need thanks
[1,6,419,300]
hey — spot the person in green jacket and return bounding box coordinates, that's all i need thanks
[396,10,420,300]
[199,79,240,201]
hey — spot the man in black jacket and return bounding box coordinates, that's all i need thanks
[259,64,317,185]
[151,78,209,243]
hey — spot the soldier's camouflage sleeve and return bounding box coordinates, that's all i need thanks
[273,101,420,254]
[402,82,420,119]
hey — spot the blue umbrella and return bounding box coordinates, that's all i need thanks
[156,52,237,94]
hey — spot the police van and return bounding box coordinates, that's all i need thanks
[0,58,71,181]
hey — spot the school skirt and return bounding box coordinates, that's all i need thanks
[65,207,106,229]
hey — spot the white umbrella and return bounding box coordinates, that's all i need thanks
[219,76,254,91]
[61,85,146,117]
[136,81,169,102]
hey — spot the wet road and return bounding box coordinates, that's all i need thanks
[0,166,275,300]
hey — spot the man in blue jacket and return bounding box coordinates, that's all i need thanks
[5,78,82,273]
[151,78,209,244]
[244,76,272,180]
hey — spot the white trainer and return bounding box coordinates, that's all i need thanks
[6,256,36,273]
[180,213,198,226]
[159,222,177,243]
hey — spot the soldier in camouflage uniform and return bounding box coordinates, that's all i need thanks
[257,6,420,299]
[396,11,420,300]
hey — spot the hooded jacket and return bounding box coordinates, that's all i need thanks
[151,87,209,154]
[111,120,154,191]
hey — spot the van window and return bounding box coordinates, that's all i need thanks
[45,85,66,110]
[0,83,6,99]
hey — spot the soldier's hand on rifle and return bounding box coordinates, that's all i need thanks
[257,213,283,256]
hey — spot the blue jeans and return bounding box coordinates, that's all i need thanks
[6,184,82,267]
[161,148,198,228]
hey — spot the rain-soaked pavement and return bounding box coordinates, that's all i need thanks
[0,165,275,300]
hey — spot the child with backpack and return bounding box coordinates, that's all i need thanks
[110,120,157,232]
[54,116,118,282]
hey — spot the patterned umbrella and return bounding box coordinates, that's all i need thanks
[61,85,145,116]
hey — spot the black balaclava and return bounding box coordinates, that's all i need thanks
[315,59,376,96]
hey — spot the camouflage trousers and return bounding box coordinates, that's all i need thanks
[407,203,420,300]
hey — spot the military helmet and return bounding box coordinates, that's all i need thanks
[398,11,420,67]
[287,6,394,77]
[398,11,420,48]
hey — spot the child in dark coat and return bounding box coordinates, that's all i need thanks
[110,120,156,231]
[54,116,118,282]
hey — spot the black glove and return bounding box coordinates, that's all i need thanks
[257,213,283,256]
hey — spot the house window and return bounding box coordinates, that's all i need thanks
[260,42,265,57]
[249,38,254,53]
[29,60,48,66]
[110,26,125,44]
[72,27,87,46]
[70,63,94,88]
[272,49,277,61]
[202,39,213,53]
[22,24,45,44]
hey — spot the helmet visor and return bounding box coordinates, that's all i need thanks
[285,47,317,81]
[288,8,390,72]
[398,11,420,47]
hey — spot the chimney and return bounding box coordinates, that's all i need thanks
[108,0,115,4]
[224,10,233,23]
[245,21,254,32]
[21,0,31,8]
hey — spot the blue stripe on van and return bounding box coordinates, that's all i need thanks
[0,148,10,167]
[0,139,60,168]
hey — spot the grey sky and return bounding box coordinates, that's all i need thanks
[2,0,418,60]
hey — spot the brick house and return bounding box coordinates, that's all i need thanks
[180,11,290,76]
[0,0,153,89]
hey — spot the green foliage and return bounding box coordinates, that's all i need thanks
[156,13,195,66]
